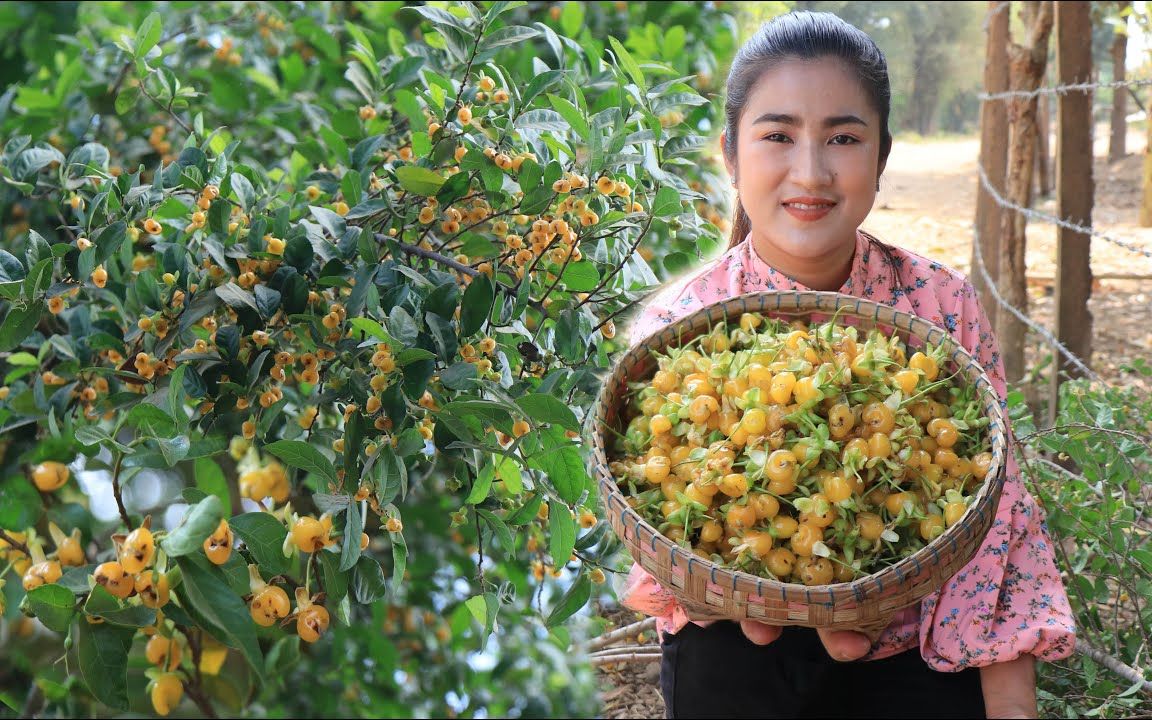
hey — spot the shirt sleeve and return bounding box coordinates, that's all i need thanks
[917,283,1077,670]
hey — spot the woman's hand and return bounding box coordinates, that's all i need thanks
[734,620,872,661]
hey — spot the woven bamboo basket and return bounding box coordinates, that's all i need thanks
[590,291,1009,639]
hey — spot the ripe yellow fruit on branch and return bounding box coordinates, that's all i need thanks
[151,673,184,716]
[31,461,70,492]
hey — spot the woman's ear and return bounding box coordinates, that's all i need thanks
[721,131,737,185]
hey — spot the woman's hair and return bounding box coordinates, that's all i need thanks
[722,11,894,253]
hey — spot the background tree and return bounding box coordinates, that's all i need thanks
[0,1,740,716]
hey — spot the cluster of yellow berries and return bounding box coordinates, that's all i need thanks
[148,124,171,159]
[212,36,242,66]
[321,301,347,339]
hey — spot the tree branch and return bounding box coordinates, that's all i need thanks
[0,529,31,558]
[587,616,657,651]
[1076,641,1152,696]
[111,453,132,529]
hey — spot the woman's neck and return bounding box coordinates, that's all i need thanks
[749,231,858,291]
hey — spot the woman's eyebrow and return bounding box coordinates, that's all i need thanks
[751,112,868,128]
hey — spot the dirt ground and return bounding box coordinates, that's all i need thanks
[594,127,1152,719]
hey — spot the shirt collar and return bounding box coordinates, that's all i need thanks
[741,229,871,294]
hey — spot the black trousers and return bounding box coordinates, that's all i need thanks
[660,621,986,719]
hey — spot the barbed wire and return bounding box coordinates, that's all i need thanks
[976,163,1152,261]
[967,195,1102,383]
[977,76,1152,103]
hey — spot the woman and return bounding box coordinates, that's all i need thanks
[622,11,1075,719]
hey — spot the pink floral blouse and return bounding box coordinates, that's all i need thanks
[620,229,1076,671]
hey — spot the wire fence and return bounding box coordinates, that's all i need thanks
[969,3,1152,708]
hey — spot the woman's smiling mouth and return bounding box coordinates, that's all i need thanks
[782,196,837,220]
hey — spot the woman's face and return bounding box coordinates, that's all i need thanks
[724,56,884,273]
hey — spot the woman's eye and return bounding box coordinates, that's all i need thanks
[831,135,859,145]
[764,133,789,142]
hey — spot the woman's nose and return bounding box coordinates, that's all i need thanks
[789,140,834,189]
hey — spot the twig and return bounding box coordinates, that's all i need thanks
[1077,641,1152,696]
[111,453,132,528]
[589,644,660,658]
[589,651,661,666]
[392,238,477,276]
[139,82,192,134]
[0,529,31,558]
[587,616,657,651]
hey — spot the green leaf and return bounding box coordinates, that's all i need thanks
[515,393,580,432]
[607,36,647,93]
[175,554,265,684]
[529,428,588,504]
[82,584,156,627]
[506,493,543,526]
[264,440,337,485]
[476,508,514,550]
[390,530,407,587]
[157,435,190,466]
[515,109,567,132]
[134,12,163,59]
[459,272,493,337]
[482,24,538,49]
[439,361,477,390]
[318,549,349,606]
[547,94,590,140]
[549,505,577,569]
[388,306,419,346]
[77,620,135,710]
[340,502,363,572]
[230,172,255,210]
[465,464,494,505]
[559,261,600,292]
[215,282,259,314]
[0,474,43,530]
[160,495,224,557]
[495,453,523,494]
[546,572,591,627]
[353,555,387,604]
[228,512,290,577]
[194,457,231,516]
[0,299,44,352]
[395,165,446,196]
[0,250,24,282]
[284,234,313,273]
[22,584,76,632]
[652,184,682,217]
[348,317,392,342]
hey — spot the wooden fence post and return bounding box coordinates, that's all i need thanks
[972,1,1011,329]
[1050,0,1095,424]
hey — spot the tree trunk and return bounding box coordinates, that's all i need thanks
[1142,109,1152,225]
[972,1,1011,329]
[997,1,1054,385]
[1052,0,1095,400]
[1109,1,1130,163]
[1036,89,1051,197]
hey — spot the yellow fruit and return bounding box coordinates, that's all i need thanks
[31,461,70,492]
[146,635,183,671]
[151,673,184,716]
[457,105,473,124]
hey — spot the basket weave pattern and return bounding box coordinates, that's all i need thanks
[590,291,1009,635]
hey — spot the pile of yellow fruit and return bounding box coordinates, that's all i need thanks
[608,312,993,586]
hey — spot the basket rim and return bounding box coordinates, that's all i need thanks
[592,290,1009,606]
